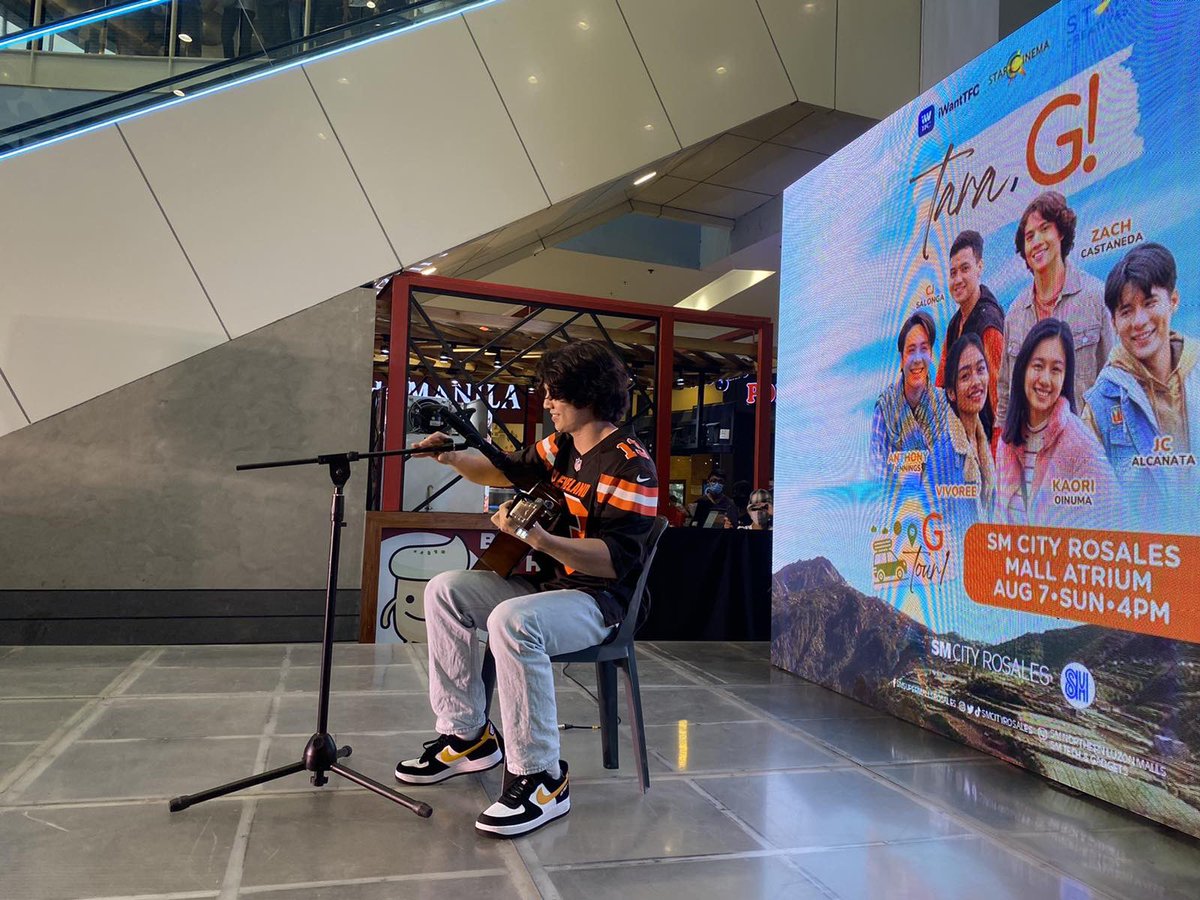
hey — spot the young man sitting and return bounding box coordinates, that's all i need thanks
[394,341,658,837]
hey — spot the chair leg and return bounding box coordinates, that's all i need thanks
[619,650,650,793]
[596,661,620,769]
[481,642,496,725]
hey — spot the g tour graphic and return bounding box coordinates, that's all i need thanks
[774,0,1200,838]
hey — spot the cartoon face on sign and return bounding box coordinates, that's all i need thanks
[378,533,475,643]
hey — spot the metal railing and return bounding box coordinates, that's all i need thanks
[0,0,493,158]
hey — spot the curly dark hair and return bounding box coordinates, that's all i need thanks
[1014,191,1077,269]
[536,341,630,424]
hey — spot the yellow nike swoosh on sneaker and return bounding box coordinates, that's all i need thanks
[535,779,568,805]
[436,730,492,765]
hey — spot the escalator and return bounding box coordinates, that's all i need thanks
[0,0,479,151]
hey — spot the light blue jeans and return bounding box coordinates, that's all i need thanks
[423,569,613,775]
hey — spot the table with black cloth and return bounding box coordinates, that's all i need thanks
[639,527,771,641]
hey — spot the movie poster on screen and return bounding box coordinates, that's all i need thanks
[773,0,1200,838]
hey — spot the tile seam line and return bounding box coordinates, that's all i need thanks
[116,123,232,341]
[613,0,684,150]
[0,648,164,803]
[300,65,403,269]
[236,867,510,895]
[628,657,1132,900]
[536,832,985,872]
[663,670,1130,900]
[461,14,553,207]
[215,647,293,900]
[0,363,32,424]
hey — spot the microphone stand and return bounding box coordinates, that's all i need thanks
[168,442,465,818]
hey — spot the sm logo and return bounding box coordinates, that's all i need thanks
[1060,662,1095,710]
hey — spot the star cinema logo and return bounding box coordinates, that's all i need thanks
[989,39,1050,86]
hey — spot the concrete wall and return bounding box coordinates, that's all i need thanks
[0,287,374,643]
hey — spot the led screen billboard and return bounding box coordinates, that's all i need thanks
[775,0,1200,837]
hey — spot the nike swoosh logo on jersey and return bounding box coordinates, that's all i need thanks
[636,475,652,483]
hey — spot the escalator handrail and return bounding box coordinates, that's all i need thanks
[0,0,491,150]
[0,0,171,53]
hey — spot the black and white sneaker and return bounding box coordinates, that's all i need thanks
[474,761,570,837]
[394,722,503,784]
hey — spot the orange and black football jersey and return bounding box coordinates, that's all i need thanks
[504,429,658,625]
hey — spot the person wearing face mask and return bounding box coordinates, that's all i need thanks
[1081,243,1199,530]
[870,311,960,484]
[995,318,1117,527]
[735,489,773,530]
[690,470,739,528]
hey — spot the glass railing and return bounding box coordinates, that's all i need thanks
[0,0,493,157]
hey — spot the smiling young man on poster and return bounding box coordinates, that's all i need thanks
[1082,242,1200,527]
[870,311,959,479]
[997,192,1115,435]
[936,230,1005,455]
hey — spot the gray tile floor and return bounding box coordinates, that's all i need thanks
[1,640,1198,899]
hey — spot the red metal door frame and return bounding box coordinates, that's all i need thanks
[383,275,774,509]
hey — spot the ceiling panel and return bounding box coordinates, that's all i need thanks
[708,142,827,196]
[0,376,29,438]
[618,0,796,147]
[0,126,227,422]
[120,68,399,338]
[771,108,876,155]
[667,133,759,181]
[465,0,680,202]
[728,101,820,142]
[668,182,773,220]
[304,15,549,268]
[835,0,922,120]
[757,0,838,108]
[629,174,697,205]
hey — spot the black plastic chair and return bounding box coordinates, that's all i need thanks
[482,516,668,793]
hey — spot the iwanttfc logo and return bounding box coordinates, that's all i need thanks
[917,105,935,137]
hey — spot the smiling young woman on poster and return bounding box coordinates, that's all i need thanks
[995,318,1118,526]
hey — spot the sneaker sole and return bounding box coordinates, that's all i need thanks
[474,797,570,837]
[394,747,503,785]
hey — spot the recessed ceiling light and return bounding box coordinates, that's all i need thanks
[177,33,192,43]
[337,76,350,85]
[643,123,654,131]
[577,20,589,30]
[420,266,437,276]
[366,0,376,7]
[527,75,539,85]
[172,89,185,97]
[317,132,328,140]
[632,170,657,186]
[715,65,728,75]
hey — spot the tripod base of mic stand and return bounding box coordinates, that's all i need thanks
[168,732,433,818]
